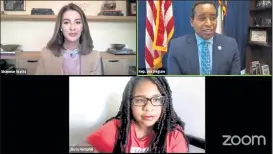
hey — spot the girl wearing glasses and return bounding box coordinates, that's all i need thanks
[87,77,188,153]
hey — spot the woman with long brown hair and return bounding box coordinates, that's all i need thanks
[36,3,102,75]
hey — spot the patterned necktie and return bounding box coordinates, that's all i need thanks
[200,41,211,75]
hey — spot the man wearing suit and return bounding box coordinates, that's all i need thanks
[167,1,241,75]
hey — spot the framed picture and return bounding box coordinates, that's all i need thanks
[261,65,270,75]
[131,3,136,15]
[249,30,267,43]
[4,0,26,11]
[127,1,136,16]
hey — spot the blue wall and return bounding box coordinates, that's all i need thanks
[223,1,250,70]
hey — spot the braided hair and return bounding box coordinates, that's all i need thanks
[104,77,189,153]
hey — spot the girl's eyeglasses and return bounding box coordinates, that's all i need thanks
[131,96,165,106]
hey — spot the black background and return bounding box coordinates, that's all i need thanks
[206,76,272,154]
[1,76,271,154]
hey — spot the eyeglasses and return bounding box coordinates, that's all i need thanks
[131,96,165,106]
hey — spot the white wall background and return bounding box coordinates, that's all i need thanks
[1,1,136,52]
[69,77,205,147]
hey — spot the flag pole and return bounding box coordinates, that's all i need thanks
[221,9,224,34]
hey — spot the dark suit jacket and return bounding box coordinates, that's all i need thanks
[167,33,241,75]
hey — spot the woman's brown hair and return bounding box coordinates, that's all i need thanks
[46,3,94,57]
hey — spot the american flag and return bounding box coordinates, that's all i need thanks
[145,0,174,73]
[218,0,228,16]
[216,0,228,34]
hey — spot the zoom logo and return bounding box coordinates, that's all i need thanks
[222,135,266,146]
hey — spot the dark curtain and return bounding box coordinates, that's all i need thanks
[223,1,250,70]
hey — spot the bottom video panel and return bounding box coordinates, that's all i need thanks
[1,76,271,153]
[69,76,205,153]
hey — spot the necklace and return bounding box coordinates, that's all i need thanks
[62,46,80,58]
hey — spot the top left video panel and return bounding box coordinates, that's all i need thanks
[1,0,137,75]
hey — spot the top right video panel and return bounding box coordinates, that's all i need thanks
[137,0,272,76]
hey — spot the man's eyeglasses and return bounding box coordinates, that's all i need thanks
[131,96,165,106]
